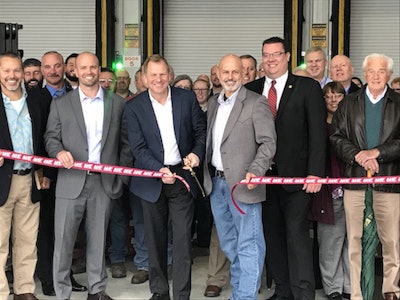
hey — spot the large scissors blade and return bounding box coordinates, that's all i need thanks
[189,167,206,197]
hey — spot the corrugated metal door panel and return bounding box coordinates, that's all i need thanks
[350,0,400,79]
[164,0,284,80]
[0,0,96,61]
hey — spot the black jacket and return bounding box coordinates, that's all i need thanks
[330,86,400,192]
[246,73,327,192]
[0,88,51,206]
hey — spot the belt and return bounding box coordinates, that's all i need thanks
[266,164,278,175]
[13,168,32,176]
[215,170,225,178]
[86,170,101,175]
[164,163,183,169]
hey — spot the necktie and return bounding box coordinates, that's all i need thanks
[268,80,277,118]
[54,90,64,99]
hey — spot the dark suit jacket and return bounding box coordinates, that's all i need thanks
[45,88,131,200]
[347,81,361,95]
[0,88,50,206]
[246,73,327,192]
[124,87,206,203]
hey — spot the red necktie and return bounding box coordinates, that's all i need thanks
[268,80,277,118]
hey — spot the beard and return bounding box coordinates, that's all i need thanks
[66,72,79,82]
[221,80,241,92]
[24,79,43,90]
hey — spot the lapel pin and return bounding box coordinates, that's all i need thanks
[288,85,293,89]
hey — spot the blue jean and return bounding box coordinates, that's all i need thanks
[210,177,265,300]
[108,196,129,264]
[130,192,173,270]
[130,193,148,270]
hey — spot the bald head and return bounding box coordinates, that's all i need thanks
[115,69,132,96]
[75,52,100,88]
[217,54,243,97]
[329,55,354,88]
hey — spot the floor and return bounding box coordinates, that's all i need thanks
[7,255,332,300]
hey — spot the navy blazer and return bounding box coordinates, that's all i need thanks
[124,87,206,202]
[0,88,50,206]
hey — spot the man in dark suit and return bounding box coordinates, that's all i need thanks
[203,54,276,300]
[45,52,131,300]
[246,36,327,300]
[0,52,50,300]
[124,54,206,300]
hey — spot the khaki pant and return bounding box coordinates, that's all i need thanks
[344,189,400,299]
[0,175,39,299]
[206,224,230,287]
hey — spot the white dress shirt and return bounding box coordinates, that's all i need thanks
[149,87,181,165]
[211,88,240,171]
[79,87,104,163]
[262,71,289,109]
[366,85,387,104]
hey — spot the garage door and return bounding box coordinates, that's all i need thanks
[0,1,96,61]
[350,0,400,80]
[163,0,284,80]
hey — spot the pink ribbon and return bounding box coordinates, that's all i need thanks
[0,149,190,191]
[231,175,400,215]
[4,149,398,216]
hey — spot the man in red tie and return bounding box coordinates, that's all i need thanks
[246,36,327,300]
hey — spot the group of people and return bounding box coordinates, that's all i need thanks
[0,34,399,300]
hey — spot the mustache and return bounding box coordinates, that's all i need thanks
[28,79,39,85]
[224,79,237,84]
[65,73,79,82]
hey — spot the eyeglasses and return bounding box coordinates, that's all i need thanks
[325,94,344,100]
[175,85,191,90]
[194,88,209,93]
[117,76,130,81]
[262,52,286,59]
[99,79,114,84]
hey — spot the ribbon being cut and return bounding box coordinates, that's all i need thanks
[2,149,400,215]
[0,149,191,191]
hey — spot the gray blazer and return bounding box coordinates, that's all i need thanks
[45,88,131,200]
[203,86,276,204]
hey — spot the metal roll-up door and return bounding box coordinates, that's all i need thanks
[163,0,284,80]
[0,1,96,61]
[350,0,400,79]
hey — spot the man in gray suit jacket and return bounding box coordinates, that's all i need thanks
[203,54,276,300]
[45,52,131,300]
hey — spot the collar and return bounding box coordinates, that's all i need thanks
[149,86,171,104]
[366,85,387,102]
[266,71,289,85]
[2,85,27,103]
[218,86,241,105]
[78,86,104,102]
[46,84,66,97]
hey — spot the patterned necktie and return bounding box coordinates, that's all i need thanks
[268,80,277,118]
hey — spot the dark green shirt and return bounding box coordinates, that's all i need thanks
[365,95,383,149]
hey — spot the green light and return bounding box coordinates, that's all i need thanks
[115,61,123,70]
[112,54,123,71]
